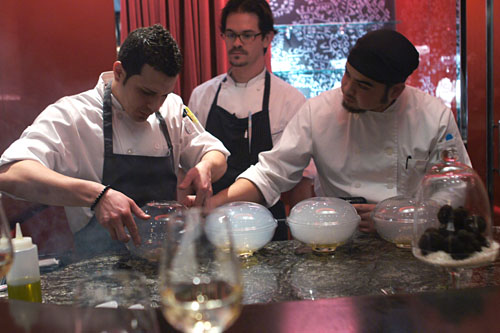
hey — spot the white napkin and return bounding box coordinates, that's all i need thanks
[39,258,60,267]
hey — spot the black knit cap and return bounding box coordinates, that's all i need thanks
[347,29,419,84]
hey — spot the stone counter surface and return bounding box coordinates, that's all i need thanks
[37,232,500,307]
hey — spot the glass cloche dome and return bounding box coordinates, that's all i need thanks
[412,148,499,268]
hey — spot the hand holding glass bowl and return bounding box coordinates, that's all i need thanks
[159,208,242,333]
[126,200,185,262]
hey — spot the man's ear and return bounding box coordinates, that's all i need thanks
[389,82,406,100]
[262,31,274,49]
[112,61,125,82]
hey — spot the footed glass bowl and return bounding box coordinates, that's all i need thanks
[372,196,416,248]
[206,201,277,258]
[287,197,360,253]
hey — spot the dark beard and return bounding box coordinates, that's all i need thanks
[229,59,247,67]
[341,86,391,114]
[342,101,367,114]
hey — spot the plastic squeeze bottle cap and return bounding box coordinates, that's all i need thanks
[12,223,34,251]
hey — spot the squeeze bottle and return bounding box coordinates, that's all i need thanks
[6,223,42,302]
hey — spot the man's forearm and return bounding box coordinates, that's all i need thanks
[0,160,104,208]
[210,178,265,208]
[201,150,227,182]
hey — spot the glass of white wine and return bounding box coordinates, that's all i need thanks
[0,194,14,279]
[159,207,242,333]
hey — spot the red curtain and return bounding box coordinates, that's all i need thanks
[121,0,229,102]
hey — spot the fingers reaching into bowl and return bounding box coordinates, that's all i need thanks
[353,203,377,233]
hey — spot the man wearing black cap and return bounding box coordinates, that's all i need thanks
[208,29,471,233]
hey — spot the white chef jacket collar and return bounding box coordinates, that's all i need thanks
[97,71,126,113]
[226,67,267,88]
[360,87,406,116]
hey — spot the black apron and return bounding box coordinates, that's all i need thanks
[205,72,288,240]
[74,83,178,255]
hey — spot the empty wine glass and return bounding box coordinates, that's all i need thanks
[412,147,499,288]
[159,207,242,333]
[0,194,14,279]
[73,270,160,333]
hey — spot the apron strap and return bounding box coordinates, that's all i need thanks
[155,111,175,171]
[262,71,271,111]
[103,82,114,156]
[210,76,227,110]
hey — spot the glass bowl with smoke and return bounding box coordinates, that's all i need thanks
[287,197,360,254]
[372,195,416,249]
[205,201,277,258]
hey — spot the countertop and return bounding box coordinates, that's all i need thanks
[36,231,500,307]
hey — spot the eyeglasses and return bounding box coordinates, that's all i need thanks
[221,31,263,44]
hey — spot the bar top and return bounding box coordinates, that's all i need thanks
[38,231,500,307]
[4,287,500,332]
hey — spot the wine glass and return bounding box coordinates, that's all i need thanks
[0,194,14,279]
[412,148,499,288]
[158,207,242,333]
[73,270,160,333]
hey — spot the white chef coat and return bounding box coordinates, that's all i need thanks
[189,68,306,145]
[239,86,471,207]
[0,72,229,233]
[188,68,316,178]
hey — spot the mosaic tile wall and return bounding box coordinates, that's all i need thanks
[269,0,460,107]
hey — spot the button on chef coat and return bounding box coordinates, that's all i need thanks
[0,72,229,233]
[238,86,471,206]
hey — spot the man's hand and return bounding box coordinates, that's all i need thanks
[93,188,150,246]
[353,203,377,233]
[177,160,213,207]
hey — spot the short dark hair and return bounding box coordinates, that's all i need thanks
[220,0,278,36]
[118,24,183,83]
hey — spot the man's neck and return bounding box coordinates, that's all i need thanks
[230,62,266,84]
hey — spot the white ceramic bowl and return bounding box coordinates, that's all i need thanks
[287,197,360,253]
[206,202,277,257]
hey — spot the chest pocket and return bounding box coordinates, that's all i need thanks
[400,158,428,197]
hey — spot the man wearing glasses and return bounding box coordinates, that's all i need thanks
[189,0,314,240]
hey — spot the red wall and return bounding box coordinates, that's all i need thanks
[0,1,117,253]
[465,1,500,224]
[466,2,487,191]
[395,1,458,114]
[396,1,499,224]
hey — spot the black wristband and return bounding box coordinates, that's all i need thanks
[90,185,111,211]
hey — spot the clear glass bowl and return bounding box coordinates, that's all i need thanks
[287,197,360,253]
[372,195,415,248]
[206,201,277,258]
[412,148,499,269]
[126,200,185,261]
